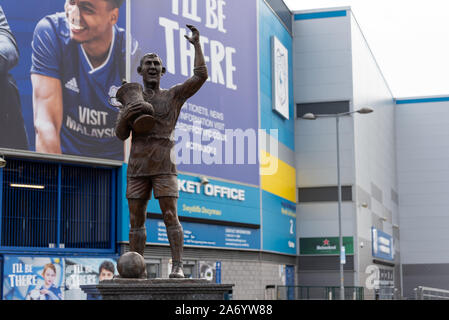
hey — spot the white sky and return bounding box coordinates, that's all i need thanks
[283,0,449,98]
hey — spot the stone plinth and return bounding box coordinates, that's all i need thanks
[81,278,233,300]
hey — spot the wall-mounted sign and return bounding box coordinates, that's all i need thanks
[262,191,297,255]
[147,173,260,225]
[299,237,354,255]
[340,246,346,264]
[372,227,394,261]
[271,36,289,119]
[365,265,394,290]
[147,218,260,250]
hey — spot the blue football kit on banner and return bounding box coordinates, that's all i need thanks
[31,12,130,160]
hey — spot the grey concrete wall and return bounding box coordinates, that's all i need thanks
[293,9,356,281]
[349,10,399,292]
[221,260,291,300]
[402,263,449,299]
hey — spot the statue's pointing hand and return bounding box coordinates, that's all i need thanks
[184,24,200,45]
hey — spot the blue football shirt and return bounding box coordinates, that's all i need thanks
[31,12,131,161]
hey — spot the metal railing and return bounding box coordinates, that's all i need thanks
[414,286,449,300]
[271,285,364,300]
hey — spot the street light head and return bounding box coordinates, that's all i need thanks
[0,156,6,168]
[356,107,373,114]
[302,113,317,120]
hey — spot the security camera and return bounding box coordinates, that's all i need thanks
[0,156,6,168]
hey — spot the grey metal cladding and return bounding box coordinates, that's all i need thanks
[298,255,354,271]
[370,182,383,204]
[265,0,292,33]
[391,188,399,205]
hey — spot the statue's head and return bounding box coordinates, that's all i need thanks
[137,53,166,85]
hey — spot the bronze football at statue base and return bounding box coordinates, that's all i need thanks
[117,251,147,279]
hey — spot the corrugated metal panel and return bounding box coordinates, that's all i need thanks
[265,0,292,34]
[0,158,114,251]
[298,255,354,271]
[121,244,297,265]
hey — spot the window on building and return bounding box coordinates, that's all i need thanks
[297,101,350,118]
[0,158,116,251]
[298,186,353,202]
[183,260,197,279]
[145,259,160,279]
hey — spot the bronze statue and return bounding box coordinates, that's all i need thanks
[115,25,208,278]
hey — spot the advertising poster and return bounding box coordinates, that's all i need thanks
[130,0,260,186]
[0,0,129,161]
[299,237,354,255]
[64,257,117,300]
[2,255,118,300]
[2,256,64,300]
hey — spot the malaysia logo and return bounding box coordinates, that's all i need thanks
[65,77,79,93]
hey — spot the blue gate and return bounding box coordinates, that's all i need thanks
[0,158,117,253]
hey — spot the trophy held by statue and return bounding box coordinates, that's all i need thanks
[111,81,155,135]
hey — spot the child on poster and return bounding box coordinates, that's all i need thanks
[26,263,63,300]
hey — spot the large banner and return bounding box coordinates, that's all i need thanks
[2,255,118,300]
[3,256,65,300]
[0,0,128,161]
[3,255,117,300]
[130,0,259,186]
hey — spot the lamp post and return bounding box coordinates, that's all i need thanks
[301,107,373,300]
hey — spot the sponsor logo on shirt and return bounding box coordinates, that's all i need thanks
[65,77,80,93]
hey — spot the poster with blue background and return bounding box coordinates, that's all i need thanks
[64,257,117,300]
[2,255,118,300]
[1,0,127,160]
[130,0,259,186]
[2,256,64,300]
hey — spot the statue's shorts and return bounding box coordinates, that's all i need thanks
[126,175,179,200]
